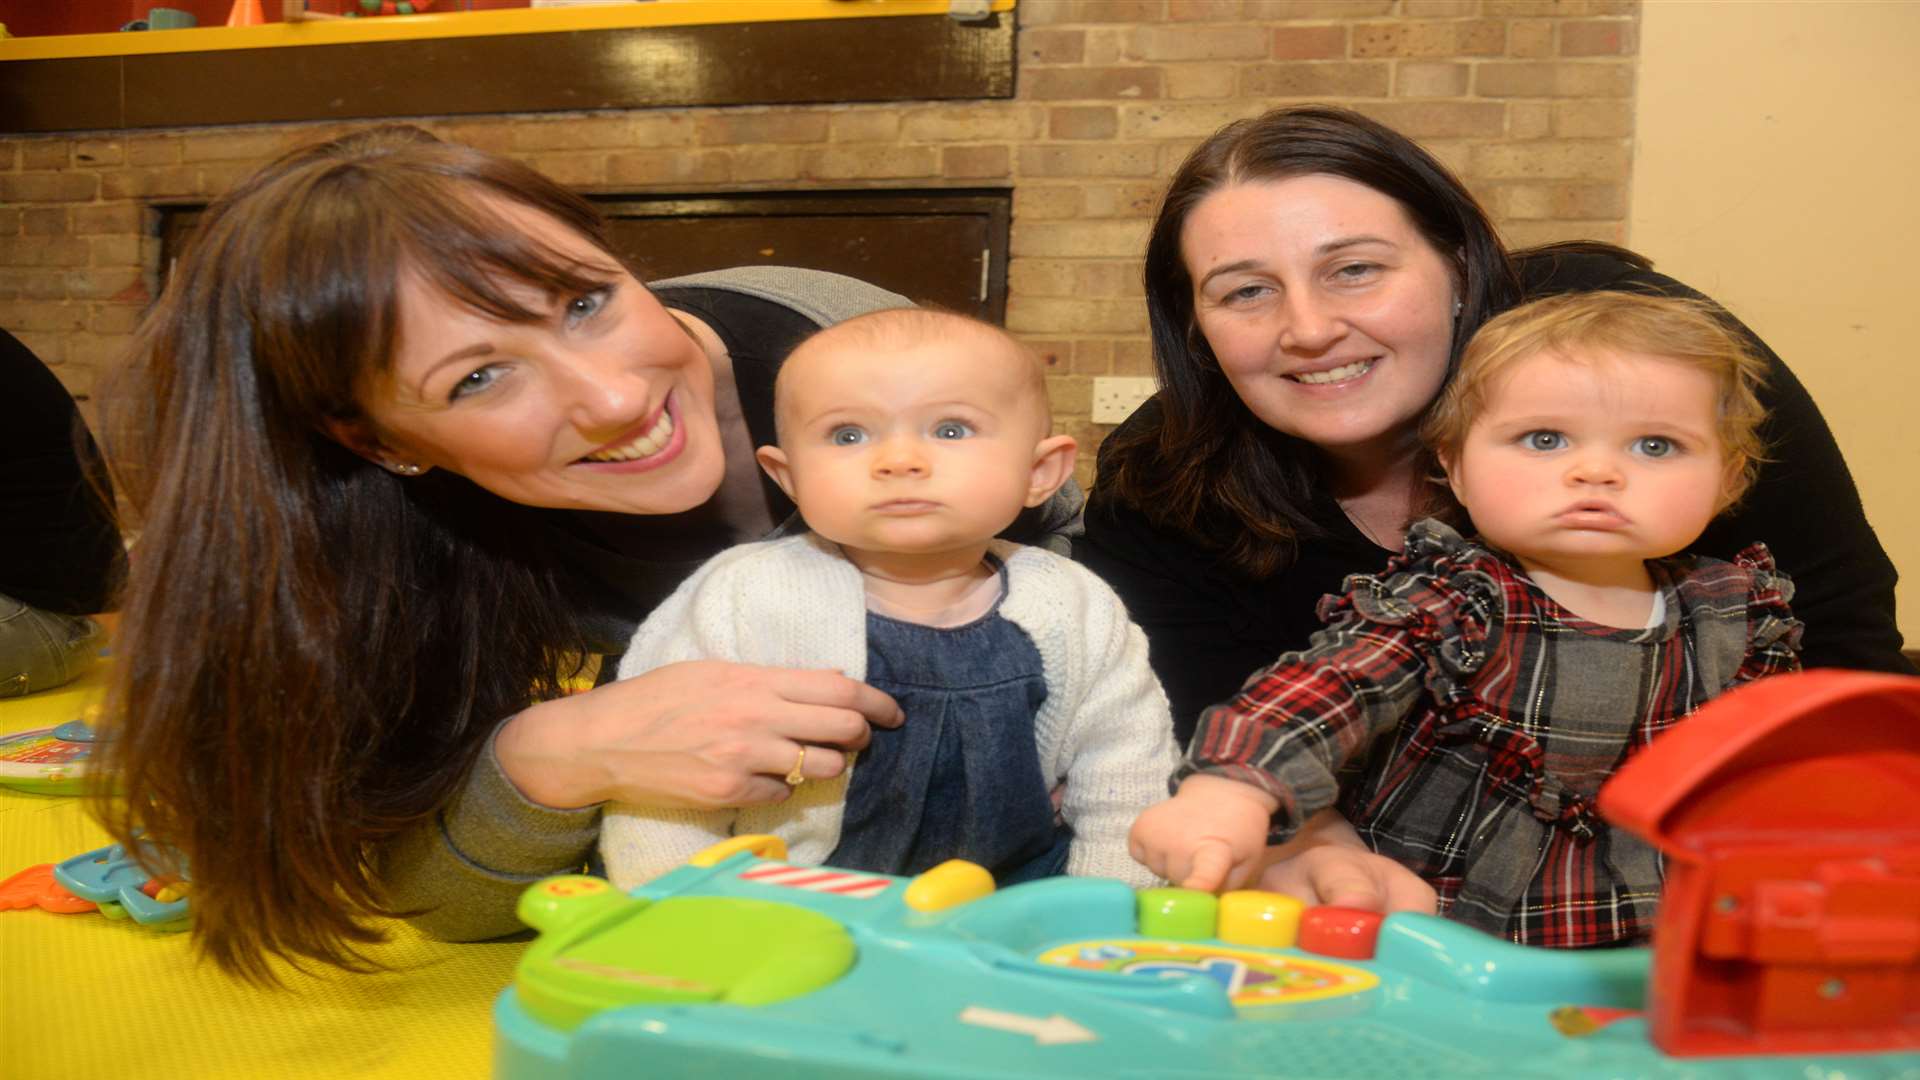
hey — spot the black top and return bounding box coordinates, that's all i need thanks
[1076,250,1913,745]
[0,328,123,615]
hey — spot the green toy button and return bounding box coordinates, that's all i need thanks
[1137,888,1218,940]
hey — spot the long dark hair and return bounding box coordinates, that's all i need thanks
[95,126,616,980]
[1100,106,1526,576]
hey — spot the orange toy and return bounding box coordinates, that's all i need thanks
[1598,669,1920,1058]
[0,863,97,915]
[227,0,266,26]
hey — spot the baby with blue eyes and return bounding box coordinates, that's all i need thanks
[599,308,1178,891]
[1129,290,1802,948]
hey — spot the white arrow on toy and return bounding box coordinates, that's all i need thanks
[956,1006,1097,1046]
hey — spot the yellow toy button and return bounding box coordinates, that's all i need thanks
[688,834,790,868]
[1217,890,1304,948]
[902,860,995,911]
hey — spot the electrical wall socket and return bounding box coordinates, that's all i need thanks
[1090,376,1157,424]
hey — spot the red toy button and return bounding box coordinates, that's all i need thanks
[1298,906,1383,959]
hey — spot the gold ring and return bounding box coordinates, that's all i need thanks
[784,745,807,787]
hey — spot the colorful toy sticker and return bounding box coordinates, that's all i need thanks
[736,862,892,900]
[1035,939,1378,1006]
[0,724,94,794]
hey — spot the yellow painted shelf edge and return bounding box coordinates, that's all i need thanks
[0,0,1015,62]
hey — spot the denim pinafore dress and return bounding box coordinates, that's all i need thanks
[826,564,1070,884]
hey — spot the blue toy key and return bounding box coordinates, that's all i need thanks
[52,842,190,928]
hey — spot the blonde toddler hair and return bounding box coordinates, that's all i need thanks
[1422,290,1769,506]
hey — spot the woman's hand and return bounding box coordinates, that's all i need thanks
[1129,775,1279,892]
[492,660,904,811]
[1255,808,1437,914]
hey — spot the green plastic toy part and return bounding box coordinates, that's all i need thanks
[515,889,856,1033]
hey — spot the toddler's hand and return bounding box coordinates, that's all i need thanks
[1128,775,1278,892]
[1258,843,1437,914]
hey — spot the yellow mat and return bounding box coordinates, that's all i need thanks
[0,669,526,1080]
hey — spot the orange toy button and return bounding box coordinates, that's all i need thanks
[1297,906,1384,960]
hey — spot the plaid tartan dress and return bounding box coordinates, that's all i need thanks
[1180,519,1802,947]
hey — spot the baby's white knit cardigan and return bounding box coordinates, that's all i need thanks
[600,532,1177,891]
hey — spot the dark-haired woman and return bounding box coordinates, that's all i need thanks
[1077,106,1910,909]
[97,126,1077,979]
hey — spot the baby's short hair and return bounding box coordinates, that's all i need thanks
[776,307,1049,438]
[1422,290,1770,505]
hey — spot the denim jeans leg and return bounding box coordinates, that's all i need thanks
[0,592,105,697]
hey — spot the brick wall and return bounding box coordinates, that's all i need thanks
[0,0,1639,488]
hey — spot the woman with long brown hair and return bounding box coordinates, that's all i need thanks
[96,125,1078,979]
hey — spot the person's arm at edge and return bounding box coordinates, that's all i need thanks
[379,724,599,942]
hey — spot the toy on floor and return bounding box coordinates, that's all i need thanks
[0,713,101,794]
[0,841,190,931]
[493,670,1919,1079]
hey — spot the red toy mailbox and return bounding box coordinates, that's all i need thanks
[1598,670,1920,1058]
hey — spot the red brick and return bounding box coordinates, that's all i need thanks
[0,302,87,332]
[1507,19,1555,57]
[1,237,90,267]
[0,172,100,203]
[1165,63,1241,99]
[1022,66,1164,101]
[1081,182,1165,218]
[1351,19,1506,58]
[1017,144,1161,178]
[89,304,146,335]
[64,267,148,302]
[1271,24,1348,60]
[696,111,830,145]
[179,129,299,164]
[1559,19,1636,56]
[1244,0,1393,15]
[1467,139,1629,180]
[901,108,1040,142]
[1394,61,1470,97]
[1474,61,1634,98]
[830,112,902,143]
[525,153,606,187]
[943,145,1011,178]
[1240,61,1390,97]
[1129,25,1270,62]
[20,140,69,170]
[1118,103,1253,141]
[1017,1,1167,26]
[1169,0,1243,19]
[607,150,733,186]
[731,147,803,183]
[72,139,125,167]
[21,208,67,236]
[70,204,145,235]
[804,146,940,181]
[1011,220,1152,259]
[1049,106,1119,140]
[1014,186,1084,221]
[1354,101,1507,138]
[1021,27,1086,64]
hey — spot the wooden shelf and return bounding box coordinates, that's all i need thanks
[0,0,1014,133]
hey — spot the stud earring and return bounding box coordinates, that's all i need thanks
[388,462,424,476]
[1453,298,1464,317]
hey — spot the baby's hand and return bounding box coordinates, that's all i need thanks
[1258,843,1437,914]
[1128,775,1278,892]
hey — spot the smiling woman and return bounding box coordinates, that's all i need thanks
[91,124,1081,981]
[1078,106,1913,767]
